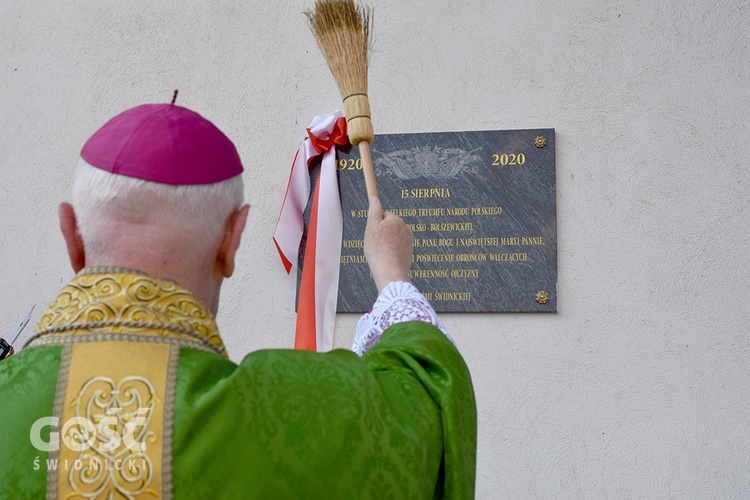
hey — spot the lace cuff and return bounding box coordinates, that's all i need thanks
[352,281,454,356]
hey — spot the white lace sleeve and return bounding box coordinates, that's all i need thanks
[352,281,455,356]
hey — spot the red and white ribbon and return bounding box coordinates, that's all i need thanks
[273,111,348,352]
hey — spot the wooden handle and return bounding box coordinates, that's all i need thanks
[357,141,378,200]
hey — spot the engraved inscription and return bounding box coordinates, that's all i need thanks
[330,128,557,312]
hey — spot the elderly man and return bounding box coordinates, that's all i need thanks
[0,101,476,499]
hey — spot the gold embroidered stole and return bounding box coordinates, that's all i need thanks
[29,268,226,499]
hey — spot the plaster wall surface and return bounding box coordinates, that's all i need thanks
[1,0,748,497]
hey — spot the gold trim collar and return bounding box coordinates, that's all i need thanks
[31,267,227,358]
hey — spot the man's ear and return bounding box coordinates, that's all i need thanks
[59,203,85,272]
[217,204,250,278]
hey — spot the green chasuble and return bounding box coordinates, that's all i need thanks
[0,268,476,499]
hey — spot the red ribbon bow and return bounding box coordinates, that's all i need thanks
[307,116,348,153]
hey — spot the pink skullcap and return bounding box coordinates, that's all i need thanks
[81,103,243,185]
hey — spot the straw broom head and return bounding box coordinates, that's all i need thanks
[306,0,373,146]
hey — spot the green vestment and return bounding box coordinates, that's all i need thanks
[0,269,476,499]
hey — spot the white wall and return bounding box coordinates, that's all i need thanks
[1,0,748,497]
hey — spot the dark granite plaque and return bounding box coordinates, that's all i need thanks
[300,128,557,313]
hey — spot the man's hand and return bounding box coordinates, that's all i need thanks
[364,197,413,294]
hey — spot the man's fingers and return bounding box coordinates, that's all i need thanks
[367,197,383,224]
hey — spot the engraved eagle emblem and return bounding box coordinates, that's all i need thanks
[373,146,482,180]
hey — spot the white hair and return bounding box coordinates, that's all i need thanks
[73,159,244,255]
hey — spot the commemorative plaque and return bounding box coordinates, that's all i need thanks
[300,128,557,312]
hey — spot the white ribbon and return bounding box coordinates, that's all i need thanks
[273,111,346,351]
